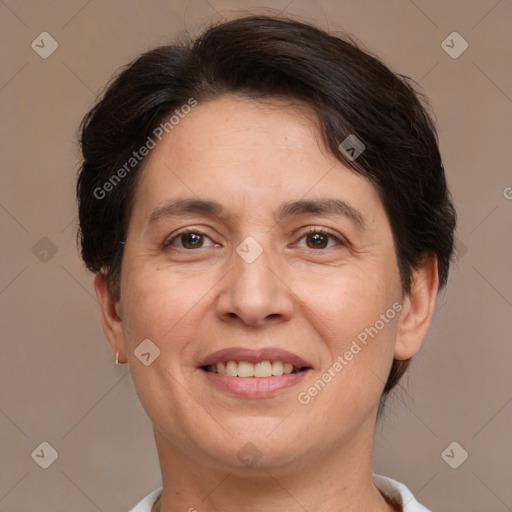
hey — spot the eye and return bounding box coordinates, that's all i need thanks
[296,227,344,250]
[163,229,218,250]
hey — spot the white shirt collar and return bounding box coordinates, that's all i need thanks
[129,474,431,512]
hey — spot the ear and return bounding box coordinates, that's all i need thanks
[94,270,127,364]
[394,254,439,360]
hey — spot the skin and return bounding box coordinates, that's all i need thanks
[95,95,438,512]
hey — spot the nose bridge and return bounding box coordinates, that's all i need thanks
[235,238,274,292]
[216,235,293,325]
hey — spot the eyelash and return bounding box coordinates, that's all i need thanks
[298,227,346,249]
[162,229,217,250]
[163,227,346,250]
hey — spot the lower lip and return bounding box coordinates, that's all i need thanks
[201,368,311,398]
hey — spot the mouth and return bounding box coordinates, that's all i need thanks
[202,360,309,377]
[198,347,313,397]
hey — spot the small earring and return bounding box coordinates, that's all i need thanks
[115,351,120,365]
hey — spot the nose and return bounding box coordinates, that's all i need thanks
[216,243,294,327]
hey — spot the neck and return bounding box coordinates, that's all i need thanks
[151,420,397,512]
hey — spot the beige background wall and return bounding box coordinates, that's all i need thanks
[1,1,511,511]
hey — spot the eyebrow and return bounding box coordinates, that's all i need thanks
[147,198,228,227]
[146,197,365,229]
[275,198,365,227]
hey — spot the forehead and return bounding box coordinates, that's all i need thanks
[129,95,383,225]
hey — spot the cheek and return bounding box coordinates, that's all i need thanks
[120,263,199,346]
[293,265,398,344]
[118,265,208,424]
[291,263,400,407]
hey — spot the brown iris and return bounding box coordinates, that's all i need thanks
[181,232,204,249]
[305,232,329,249]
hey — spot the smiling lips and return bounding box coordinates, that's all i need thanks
[199,347,312,397]
[199,347,312,374]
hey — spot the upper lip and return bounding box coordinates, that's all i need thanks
[198,347,312,369]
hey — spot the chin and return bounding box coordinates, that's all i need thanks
[204,422,312,470]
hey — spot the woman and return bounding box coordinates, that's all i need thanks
[76,15,456,512]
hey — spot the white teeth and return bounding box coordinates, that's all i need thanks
[254,361,272,378]
[226,361,238,377]
[216,362,226,375]
[271,361,284,376]
[209,360,303,377]
[237,361,254,377]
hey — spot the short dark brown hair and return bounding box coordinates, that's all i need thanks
[76,15,456,397]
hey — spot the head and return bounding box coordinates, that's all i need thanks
[77,15,455,469]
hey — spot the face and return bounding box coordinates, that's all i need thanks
[108,95,410,471]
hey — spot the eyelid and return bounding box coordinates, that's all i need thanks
[294,226,348,248]
[162,226,348,250]
[162,228,217,249]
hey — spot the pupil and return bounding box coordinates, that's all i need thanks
[307,233,327,249]
[183,232,202,248]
